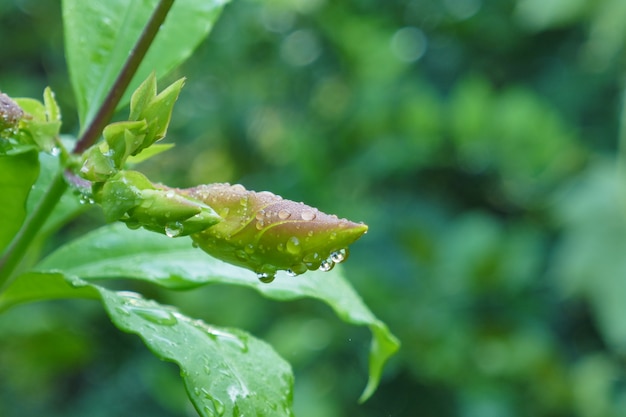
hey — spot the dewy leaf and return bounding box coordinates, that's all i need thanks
[0,272,295,416]
[36,223,400,400]
[98,287,294,417]
[0,149,39,253]
[63,0,230,128]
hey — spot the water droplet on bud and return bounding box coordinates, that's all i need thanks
[301,209,316,221]
[285,236,301,255]
[319,259,335,272]
[257,272,275,283]
[278,209,291,220]
[287,263,307,276]
[165,221,184,238]
[330,248,349,263]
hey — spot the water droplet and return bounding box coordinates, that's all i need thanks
[319,259,335,272]
[256,219,264,230]
[287,263,307,276]
[79,194,95,205]
[129,306,178,326]
[244,244,255,254]
[330,248,349,263]
[166,190,176,198]
[257,272,275,283]
[219,207,230,217]
[235,250,248,261]
[125,220,141,230]
[303,252,321,270]
[165,221,184,237]
[301,209,316,221]
[255,209,265,221]
[115,306,131,316]
[285,236,301,255]
[50,146,61,156]
[278,209,291,220]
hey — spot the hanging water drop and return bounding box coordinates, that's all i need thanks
[288,263,308,276]
[257,272,276,283]
[125,220,141,230]
[330,248,349,263]
[319,259,335,272]
[165,221,184,237]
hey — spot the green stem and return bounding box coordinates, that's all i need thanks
[0,0,177,289]
[73,0,176,154]
[0,171,67,290]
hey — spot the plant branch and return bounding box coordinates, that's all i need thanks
[73,0,176,154]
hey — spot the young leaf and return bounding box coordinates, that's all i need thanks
[63,0,230,128]
[36,223,400,400]
[0,149,40,252]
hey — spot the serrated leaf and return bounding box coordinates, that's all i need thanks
[36,223,400,400]
[63,0,229,128]
[0,149,39,252]
[0,272,294,416]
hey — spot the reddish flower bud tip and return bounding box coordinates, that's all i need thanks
[182,183,368,282]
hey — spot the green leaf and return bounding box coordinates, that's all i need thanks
[0,272,99,312]
[63,0,229,128]
[0,272,294,416]
[36,223,400,400]
[97,286,294,417]
[0,149,39,252]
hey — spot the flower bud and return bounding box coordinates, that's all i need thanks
[182,183,368,282]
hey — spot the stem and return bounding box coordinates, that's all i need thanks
[72,0,176,154]
[0,0,176,289]
[0,172,67,290]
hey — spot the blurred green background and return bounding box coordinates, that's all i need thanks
[2,0,626,416]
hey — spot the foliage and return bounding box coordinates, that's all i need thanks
[0,1,398,416]
[3,0,626,416]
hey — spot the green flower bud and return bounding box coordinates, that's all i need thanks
[98,170,221,236]
[182,183,368,283]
